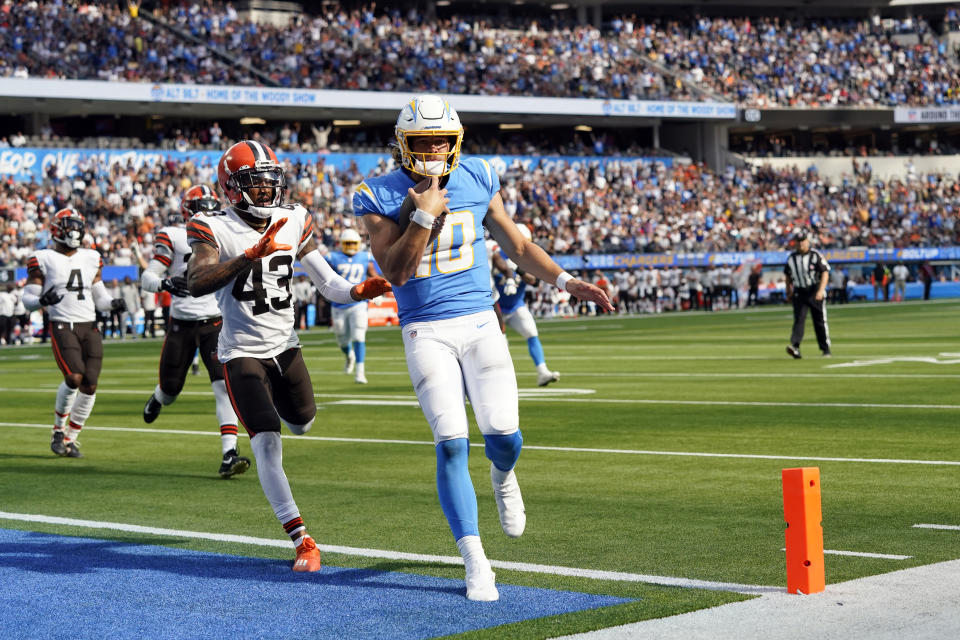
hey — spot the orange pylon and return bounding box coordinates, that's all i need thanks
[782,467,825,594]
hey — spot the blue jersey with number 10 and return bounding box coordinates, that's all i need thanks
[325,250,373,309]
[353,157,498,325]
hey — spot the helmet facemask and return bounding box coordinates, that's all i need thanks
[340,229,362,256]
[55,217,84,249]
[231,167,286,219]
[397,131,463,178]
[181,197,219,222]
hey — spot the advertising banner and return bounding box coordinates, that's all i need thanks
[0,78,737,120]
[0,147,671,183]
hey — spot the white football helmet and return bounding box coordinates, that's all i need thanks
[340,228,361,256]
[395,95,464,178]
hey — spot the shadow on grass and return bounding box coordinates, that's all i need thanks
[0,460,218,481]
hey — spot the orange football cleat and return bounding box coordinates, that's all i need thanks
[293,536,322,572]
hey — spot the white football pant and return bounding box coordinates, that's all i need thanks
[402,309,519,444]
[331,303,369,348]
[503,305,538,340]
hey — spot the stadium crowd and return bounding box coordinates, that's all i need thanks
[1,152,958,272]
[2,1,960,106]
[1,146,953,346]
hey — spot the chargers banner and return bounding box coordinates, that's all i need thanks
[0,147,670,182]
[553,246,960,270]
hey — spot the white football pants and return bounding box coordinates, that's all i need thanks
[331,303,368,348]
[402,309,519,444]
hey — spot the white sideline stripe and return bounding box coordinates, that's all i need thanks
[15,370,960,380]
[520,398,960,410]
[825,550,913,560]
[2,422,959,466]
[780,548,912,560]
[329,400,421,407]
[11,370,960,380]
[2,387,956,410]
[913,524,960,531]
[0,511,777,595]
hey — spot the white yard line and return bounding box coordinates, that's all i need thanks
[824,550,912,560]
[2,422,958,466]
[2,387,957,410]
[788,549,913,560]
[913,524,960,531]
[9,370,960,380]
[0,511,776,595]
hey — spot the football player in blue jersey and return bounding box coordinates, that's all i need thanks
[490,224,560,386]
[325,228,378,384]
[354,95,613,601]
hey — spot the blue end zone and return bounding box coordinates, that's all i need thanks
[0,529,632,639]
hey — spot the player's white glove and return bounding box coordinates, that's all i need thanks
[502,277,518,297]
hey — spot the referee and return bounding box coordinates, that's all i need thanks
[784,231,832,358]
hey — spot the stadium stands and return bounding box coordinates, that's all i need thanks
[3,2,960,106]
[0,149,956,272]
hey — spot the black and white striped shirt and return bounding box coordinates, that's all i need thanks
[784,250,830,289]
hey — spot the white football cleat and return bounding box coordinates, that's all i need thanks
[491,464,526,538]
[355,373,368,385]
[464,557,499,602]
[344,352,356,374]
[536,370,560,387]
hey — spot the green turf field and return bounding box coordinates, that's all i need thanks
[1,300,958,638]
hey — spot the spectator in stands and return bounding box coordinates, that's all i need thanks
[918,261,936,300]
[4,2,960,107]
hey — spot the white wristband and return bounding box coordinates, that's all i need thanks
[411,208,436,230]
[555,271,574,292]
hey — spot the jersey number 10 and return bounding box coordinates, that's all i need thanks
[415,210,476,278]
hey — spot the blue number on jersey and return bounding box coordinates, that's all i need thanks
[353,157,498,325]
[325,250,372,309]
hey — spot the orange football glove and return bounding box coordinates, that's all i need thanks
[351,276,392,300]
[244,217,292,260]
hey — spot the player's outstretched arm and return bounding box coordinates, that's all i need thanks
[298,237,391,304]
[486,194,613,312]
[564,278,614,312]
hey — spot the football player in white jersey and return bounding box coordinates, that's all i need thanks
[356,95,612,601]
[186,140,391,573]
[23,208,125,458]
[141,185,251,478]
[325,228,379,384]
